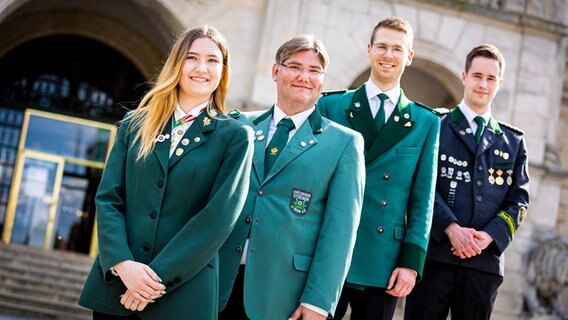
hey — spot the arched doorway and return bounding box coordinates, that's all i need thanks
[0,36,146,255]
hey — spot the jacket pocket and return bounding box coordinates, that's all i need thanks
[394,225,406,240]
[293,253,313,272]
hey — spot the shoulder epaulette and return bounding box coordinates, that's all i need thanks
[498,121,524,135]
[322,89,348,96]
[413,101,441,114]
[227,109,241,119]
[432,107,450,116]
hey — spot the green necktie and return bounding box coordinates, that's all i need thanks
[375,93,389,131]
[474,116,485,144]
[265,118,295,173]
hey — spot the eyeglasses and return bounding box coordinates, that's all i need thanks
[372,44,407,57]
[279,64,325,78]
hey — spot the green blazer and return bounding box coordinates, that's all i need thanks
[317,85,440,287]
[218,107,365,319]
[78,111,254,320]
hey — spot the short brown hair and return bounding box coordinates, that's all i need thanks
[370,16,414,48]
[275,34,329,71]
[465,44,505,78]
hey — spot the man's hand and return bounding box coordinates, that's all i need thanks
[473,231,493,250]
[288,305,326,320]
[113,260,166,302]
[385,267,417,297]
[445,222,482,259]
[120,290,149,311]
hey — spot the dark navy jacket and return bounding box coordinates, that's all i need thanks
[428,107,529,276]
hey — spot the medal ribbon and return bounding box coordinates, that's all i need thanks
[173,106,207,128]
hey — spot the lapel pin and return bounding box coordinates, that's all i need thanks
[503,152,509,160]
[494,149,500,156]
[440,154,446,161]
[257,135,265,141]
[203,117,211,126]
[350,112,354,118]
[403,114,409,119]
[354,102,361,108]
[181,138,189,146]
[300,141,307,147]
[462,161,468,167]
[459,130,466,136]
[194,137,201,143]
[404,122,412,127]
[465,128,473,134]
[394,115,400,122]
[256,130,263,136]
[156,134,167,142]
[175,148,184,156]
[210,110,218,117]
[309,139,315,145]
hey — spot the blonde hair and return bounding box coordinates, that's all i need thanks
[127,25,230,160]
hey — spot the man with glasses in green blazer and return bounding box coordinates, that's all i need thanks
[317,16,440,320]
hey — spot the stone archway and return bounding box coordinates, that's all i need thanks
[0,0,184,79]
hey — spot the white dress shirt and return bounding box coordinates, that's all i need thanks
[365,79,400,122]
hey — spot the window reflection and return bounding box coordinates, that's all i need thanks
[25,115,111,163]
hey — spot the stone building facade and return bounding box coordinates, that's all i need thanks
[0,0,566,318]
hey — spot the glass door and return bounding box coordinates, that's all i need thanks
[2,150,64,249]
[2,109,116,256]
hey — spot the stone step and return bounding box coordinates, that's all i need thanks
[0,269,84,296]
[0,260,90,284]
[0,243,93,266]
[0,243,94,319]
[0,292,90,319]
[0,282,81,305]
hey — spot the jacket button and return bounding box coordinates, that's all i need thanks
[143,243,151,251]
[174,277,181,283]
[475,195,482,202]
[245,216,252,223]
[478,166,484,172]
[381,200,387,207]
[476,180,482,187]
[150,212,157,219]
[377,226,384,233]
[156,180,164,188]
[236,246,242,253]
[383,173,390,180]
[258,190,264,196]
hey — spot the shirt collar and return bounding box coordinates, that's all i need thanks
[273,104,315,130]
[174,101,208,121]
[458,100,492,126]
[365,79,400,105]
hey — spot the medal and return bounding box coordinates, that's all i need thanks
[488,168,495,185]
[495,169,504,186]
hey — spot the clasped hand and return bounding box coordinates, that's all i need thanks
[113,260,166,311]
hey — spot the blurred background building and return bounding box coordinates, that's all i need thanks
[0,0,566,319]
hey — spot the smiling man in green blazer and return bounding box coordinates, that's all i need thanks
[317,16,440,320]
[218,35,365,320]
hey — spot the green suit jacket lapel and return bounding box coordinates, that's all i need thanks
[168,112,216,169]
[264,108,323,183]
[251,107,274,183]
[154,118,173,173]
[345,85,378,150]
[366,90,414,163]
